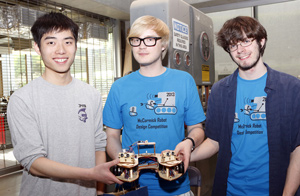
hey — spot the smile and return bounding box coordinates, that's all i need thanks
[238,54,250,60]
[54,58,68,63]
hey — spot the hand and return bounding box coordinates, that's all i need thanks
[174,140,192,173]
[92,159,123,185]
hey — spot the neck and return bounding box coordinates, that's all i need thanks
[42,70,72,86]
[238,60,267,80]
[139,63,166,77]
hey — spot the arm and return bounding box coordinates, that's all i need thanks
[190,138,219,162]
[283,146,300,196]
[30,155,123,185]
[106,126,122,159]
[96,151,107,195]
[8,91,123,185]
[174,123,205,172]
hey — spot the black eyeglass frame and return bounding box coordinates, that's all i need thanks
[227,38,255,52]
[128,37,162,47]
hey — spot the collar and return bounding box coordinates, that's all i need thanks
[222,63,278,92]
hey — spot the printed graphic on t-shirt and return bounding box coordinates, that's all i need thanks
[234,96,266,135]
[129,91,177,131]
[130,91,177,116]
[235,96,266,122]
[78,104,88,123]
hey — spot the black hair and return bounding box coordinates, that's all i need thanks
[31,12,79,48]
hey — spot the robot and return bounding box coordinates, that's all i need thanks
[112,141,184,182]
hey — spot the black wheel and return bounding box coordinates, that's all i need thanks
[111,165,118,175]
[159,164,163,171]
[178,162,184,173]
[112,165,123,176]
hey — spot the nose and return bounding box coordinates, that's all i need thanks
[236,43,245,53]
[56,43,66,54]
[138,40,147,48]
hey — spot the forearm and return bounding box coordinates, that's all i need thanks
[96,151,106,194]
[30,157,93,181]
[106,127,122,159]
[186,123,205,148]
[190,138,219,162]
[174,123,204,172]
[283,146,300,196]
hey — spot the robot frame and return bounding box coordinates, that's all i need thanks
[111,141,185,182]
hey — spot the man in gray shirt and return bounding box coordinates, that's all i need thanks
[7,12,122,196]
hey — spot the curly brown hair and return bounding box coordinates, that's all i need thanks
[216,16,267,56]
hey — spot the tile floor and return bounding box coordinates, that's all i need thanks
[0,170,22,196]
[0,147,22,196]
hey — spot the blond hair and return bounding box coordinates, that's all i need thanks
[128,15,170,52]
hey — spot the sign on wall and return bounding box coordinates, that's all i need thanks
[172,18,189,52]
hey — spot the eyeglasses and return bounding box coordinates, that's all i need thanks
[228,39,255,52]
[129,37,162,47]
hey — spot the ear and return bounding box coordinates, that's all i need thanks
[33,42,41,55]
[260,38,266,48]
[162,43,166,51]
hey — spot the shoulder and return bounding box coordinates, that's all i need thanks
[267,67,300,90]
[166,68,195,86]
[10,77,42,98]
[8,78,44,110]
[73,78,101,96]
[211,75,230,91]
[276,70,299,85]
[110,71,139,88]
[167,68,192,78]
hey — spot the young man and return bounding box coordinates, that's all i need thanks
[103,15,206,196]
[7,12,122,196]
[191,16,300,195]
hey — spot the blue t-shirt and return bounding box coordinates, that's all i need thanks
[227,73,269,196]
[103,68,205,196]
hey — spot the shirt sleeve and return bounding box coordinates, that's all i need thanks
[103,83,123,129]
[184,74,206,126]
[205,83,221,142]
[94,93,107,152]
[7,94,46,171]
[292,83,300,151]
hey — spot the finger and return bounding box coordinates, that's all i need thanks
[174,147,180,155]
[111,178,123,185]
[174,142,184,155]
[110,173,123,185]
[105,172,123,185]
[184,159,189,172]
[106,159,119,167]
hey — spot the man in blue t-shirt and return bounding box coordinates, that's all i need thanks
[103,15,206,196]
[190,16,300,196]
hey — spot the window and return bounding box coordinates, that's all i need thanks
[207,1,300,81]
[0,4,115,104]
[257,1,300,78]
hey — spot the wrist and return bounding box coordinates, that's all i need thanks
[84,167,94,181]
[182,137,195,152]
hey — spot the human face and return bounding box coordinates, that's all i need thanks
[34,29,77,75]
[131,29,164,67]
[229,37,265,71]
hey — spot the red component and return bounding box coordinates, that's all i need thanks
[0,116,5,144]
